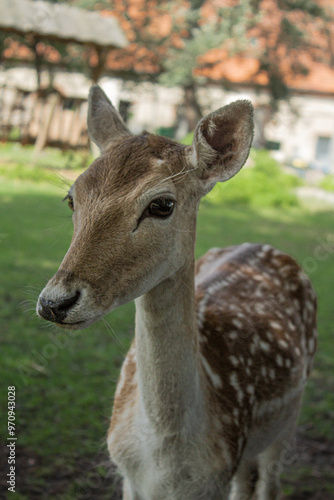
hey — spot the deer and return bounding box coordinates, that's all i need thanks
[37,86,317,500]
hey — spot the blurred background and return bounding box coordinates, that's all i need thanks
[0,0,333,498]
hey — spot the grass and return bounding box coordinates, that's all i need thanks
[0,149,333,498]
[0,176,133,498]
[0,142,92,171]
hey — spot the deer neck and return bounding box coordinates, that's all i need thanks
[135,258,204,436]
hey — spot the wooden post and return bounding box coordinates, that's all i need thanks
[2,88,18,142]
[34,93,59,155]
[90,46,109,83]
[69,104,82,147]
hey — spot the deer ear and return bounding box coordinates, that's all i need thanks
[190,100,254,193]
[87,85,130,152]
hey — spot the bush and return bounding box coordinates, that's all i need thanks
[181,132,303,208]
[319,175,334,192]
[181,132,301,208]
[206,150,302,209]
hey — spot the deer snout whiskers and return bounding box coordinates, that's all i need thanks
[37,280,101,329]
[38,291,81,324]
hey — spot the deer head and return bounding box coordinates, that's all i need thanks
[37,86,253,329]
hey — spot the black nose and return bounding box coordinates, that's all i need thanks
[38,291,80,323]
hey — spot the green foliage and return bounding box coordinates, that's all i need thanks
[319,175,334,192]
[37,0,110,9]
[280,17,305,47]
[278,0,326,18]
[206,150,302,209]
[159,0,333,117]
[180,131,194,145]
[160,1,257,88]
[181,137,302,208]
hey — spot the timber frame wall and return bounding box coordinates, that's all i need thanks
[0,85,89,150]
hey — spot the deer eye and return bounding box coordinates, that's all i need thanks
[148,198,174,218]
[133,197,175,232]
[67,195,74,211]
[63,194,74,211]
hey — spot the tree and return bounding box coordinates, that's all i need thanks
[160,0,258,130]
[159,0,334,132]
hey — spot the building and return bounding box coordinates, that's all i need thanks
[0,0,127,150]
[0,0,334,173]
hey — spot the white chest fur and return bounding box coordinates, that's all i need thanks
[108,409,231,500]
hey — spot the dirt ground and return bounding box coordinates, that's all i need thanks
[1,431,334,499]
[283,432,334,499]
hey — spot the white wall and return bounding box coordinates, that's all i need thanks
[1,66,334,172]
[265,96,334,173]
[0,66,90,98]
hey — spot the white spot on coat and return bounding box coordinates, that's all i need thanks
[201,356,223,389]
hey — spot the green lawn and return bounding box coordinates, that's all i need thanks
[0,154,333,498]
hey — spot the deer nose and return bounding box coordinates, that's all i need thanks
[38,291,81,323]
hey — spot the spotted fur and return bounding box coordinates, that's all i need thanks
[109,244,317,500]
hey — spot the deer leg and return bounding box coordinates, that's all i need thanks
[229,460,258,500]
[255,439,284,500]
[255,412,300,500]
[123,478,141,500]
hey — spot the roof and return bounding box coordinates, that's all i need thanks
[195,51,334,96]
[0,0,128,48]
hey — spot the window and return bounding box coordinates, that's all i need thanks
[315,136,331,162]
[63,99,75,110]
[265,140,281,151]
[118,100,132,123]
